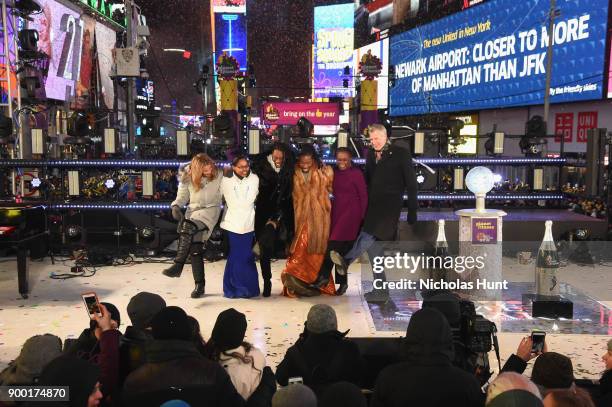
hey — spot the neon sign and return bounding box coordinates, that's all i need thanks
[77,0,126,28]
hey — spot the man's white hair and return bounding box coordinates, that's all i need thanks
[368,124,387,137]
[486,372,542,405]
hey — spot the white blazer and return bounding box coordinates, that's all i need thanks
[221,172,259,234]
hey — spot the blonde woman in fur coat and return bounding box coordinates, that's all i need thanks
[163,153,223,298]
[281,147,335,297]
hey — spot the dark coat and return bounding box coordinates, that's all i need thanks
[362,143,418,241]
[122,339,244,407]
[275,330,364,397]
[118,326,153,387]
[597,369,612,407]
[250,152,295,250]
[370,308,484,407]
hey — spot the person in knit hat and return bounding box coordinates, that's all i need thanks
[486,372,542,406]
[119,292,166,386]
[531,352,575,395]
[0,334,62,386]
[37,355,103,407]
[205,308,269,403]
[272,384,317,407]
[276,304,364,397]
[123,306,245,407]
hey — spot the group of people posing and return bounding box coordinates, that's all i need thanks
[162,124,418,300]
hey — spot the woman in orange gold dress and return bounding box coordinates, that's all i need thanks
[281,147,335,297]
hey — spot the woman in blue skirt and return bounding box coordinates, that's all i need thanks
[221,156,260,298]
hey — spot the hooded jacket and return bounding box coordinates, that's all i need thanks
[370,308,484,407]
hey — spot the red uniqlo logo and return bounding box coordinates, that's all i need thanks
[577,112,598,143]
[554,113,573,143]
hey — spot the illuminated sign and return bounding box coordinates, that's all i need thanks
[390,0,609,116]
[354,38,389,108]
[76,0,125,28]
[313,3,354,98]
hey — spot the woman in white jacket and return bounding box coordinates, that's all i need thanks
[205,308,267,402]
[221,155,260,298]
[163,153,223,298]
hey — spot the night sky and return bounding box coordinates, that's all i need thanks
[137,0,325,116]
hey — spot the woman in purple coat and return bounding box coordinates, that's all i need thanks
[311,148,368,295]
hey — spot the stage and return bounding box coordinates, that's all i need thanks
[0,255,610,380]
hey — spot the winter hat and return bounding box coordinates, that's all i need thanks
[531,352,574,390]
[100,302,121,327]
[306,304,337,334]
[210,308,247,351]
[150,306,192,341]
[0,334,62,385]
[38,355,100,407]
[160,401,191,407]
[422,291,461,328]
[486,373,541,405]
[319,381,367,407]
[272,384,317,407]
[486,390,543,407]
[127,292,166,329]
[404,307,454,363]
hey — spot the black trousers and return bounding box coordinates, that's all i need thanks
[318,240,354,285]
[258,223,277,281]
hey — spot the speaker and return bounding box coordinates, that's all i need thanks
[585,128,607,196]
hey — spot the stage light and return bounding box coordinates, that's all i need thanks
[31,128,44,155]
[521,116,547,157]
[453,168,464,190]
[296,117,314,138]
[533,168,544,190]
[176,130,190,156]
[337,130,348,148]
[31,177,41,188]
[104,179,115,189]
[103,128,118,154]
[139,226,155,240]
[68,171,80,196]
[212,114,234,145]
[248,129,260,154]
[66,225,82,240]
[572,228,590,241]
[414,132,425,155]
[15,0,41,14]
[493,174,503,183]
[416,170,426,184]
[142,171,155,197]
[485,132,505,156]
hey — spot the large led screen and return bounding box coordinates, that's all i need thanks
[214,12,247,73]
[313,3,355,99]
[29,0,83,101]
[389,0,609,116]
[354,38,389,108]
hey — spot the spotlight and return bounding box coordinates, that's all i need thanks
[485,132,504,156]
[103,128,118,154]
[31,177,41,188]
[414,132,425,155]
[337,130,348,148]
[66,225,82,240]
[68,171,80,196]
[31,128,44,155]
[416,168,426,185]
[18,29,38,53]
[248,129,260,154]
[453,167,464,190]
[532,168,544,190]
[104,179,115,189]
[521,116,547,157]
[142,171,155,197]
[572,228,590,241]
[139,226,155,240]
[211,114,234,145]
[493,174,503,183]
[176,130,190,157]
[296,117,314,141]
[15,0,41,14]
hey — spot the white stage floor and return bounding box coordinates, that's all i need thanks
[0,257,610,379]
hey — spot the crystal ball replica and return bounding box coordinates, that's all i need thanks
[465,166,495,195]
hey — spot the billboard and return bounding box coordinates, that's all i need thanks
[214,12,247,73]
[95,22,117,109]
[212,0,246,13]
[136,78,155,111]
[313,3,354,99]
[354,38,389,108]
[29,0,83,101]
[389,0,608,116]
[262,102,340,126]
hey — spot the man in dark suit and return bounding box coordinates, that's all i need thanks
[330,123,418,302]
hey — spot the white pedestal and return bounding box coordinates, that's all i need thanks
[455,209,506,300]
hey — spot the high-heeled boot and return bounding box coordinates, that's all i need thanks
[162,230,192,277]
[190,242,205,298]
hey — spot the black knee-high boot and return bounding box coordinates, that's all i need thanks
[163,230,192,277]
[190,242,205,298]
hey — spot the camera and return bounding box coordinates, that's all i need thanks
[458,299,497,353]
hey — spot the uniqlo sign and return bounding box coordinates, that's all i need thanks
[554,113,573,143]
[577,112,598,143]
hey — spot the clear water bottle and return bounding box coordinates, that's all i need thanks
[535,220,560,297]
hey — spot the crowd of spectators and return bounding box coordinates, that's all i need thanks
[0,291,610,407]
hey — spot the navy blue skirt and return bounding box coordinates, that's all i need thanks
[223,231,260,298]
